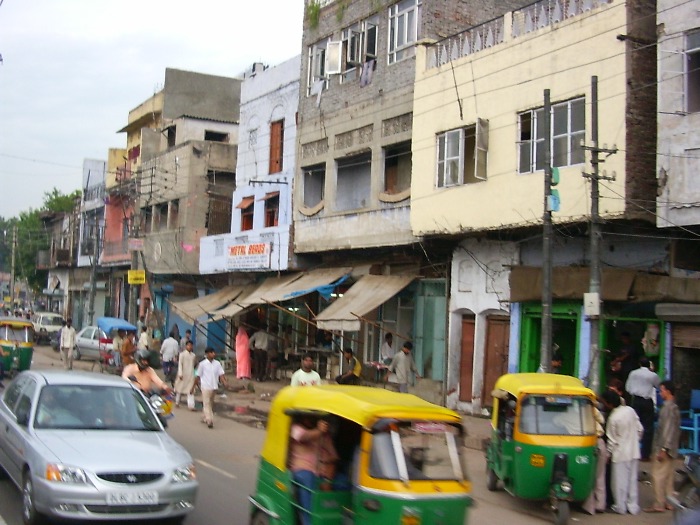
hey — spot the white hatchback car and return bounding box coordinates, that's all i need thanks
[0,370,198,524]
[31,312,63,345]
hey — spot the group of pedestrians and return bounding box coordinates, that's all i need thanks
[582,351,682,516]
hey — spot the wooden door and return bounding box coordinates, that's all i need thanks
[482,316,510,407]
[459,316,475,401]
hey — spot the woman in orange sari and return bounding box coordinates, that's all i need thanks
[235,325,251,379]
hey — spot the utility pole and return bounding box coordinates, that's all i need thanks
[87,219,100,326]
[10,225,17,309]
[128,170,142,325]
[583,76,617,394]
[539,89,553,373]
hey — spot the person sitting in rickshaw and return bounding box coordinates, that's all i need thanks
[289,415,349,525]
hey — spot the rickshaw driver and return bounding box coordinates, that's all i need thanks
[289,415,349,525]
[122,349,172,395]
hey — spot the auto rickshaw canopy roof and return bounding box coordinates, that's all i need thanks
[262,385,462,471]
[0,316,34,329]
[492,373,595,399]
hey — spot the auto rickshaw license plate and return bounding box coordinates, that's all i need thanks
[530,454,545,467]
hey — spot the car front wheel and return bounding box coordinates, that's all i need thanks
[22,472,45,525]
[73,347,81,361]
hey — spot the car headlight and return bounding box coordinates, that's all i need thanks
[171,464,197,483]
[46,464,88,484]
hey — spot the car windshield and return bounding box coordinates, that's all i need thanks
[44,316,63,326]
[518,395,596,436]
[34,385,161,431]
[369,421,466,482]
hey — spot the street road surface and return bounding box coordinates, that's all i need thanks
[0,346,672,525]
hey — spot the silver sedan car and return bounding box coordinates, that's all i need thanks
[0,370,198,524]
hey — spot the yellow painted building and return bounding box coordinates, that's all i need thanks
[411,0,652,236]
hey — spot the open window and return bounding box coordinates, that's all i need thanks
[261,192,280,228]
[237,196,255,231]
[166,126,176,148]
[341,15,379,82]
[168,200,179,229]
[307,38,331,96]
[205,130,228,142]
[384,141,412,194]
[436,119,489,187]
[336,152,371,211]
[303,164,325,208]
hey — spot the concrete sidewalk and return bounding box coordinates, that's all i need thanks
[211,374,493,451]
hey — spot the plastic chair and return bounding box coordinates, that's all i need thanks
[679,389,700,455]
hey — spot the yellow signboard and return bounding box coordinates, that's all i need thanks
[128,270,146,285]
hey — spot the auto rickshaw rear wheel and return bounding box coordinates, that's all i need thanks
[250,511,270,525]
[553,500,569,525]
[486,466,498,491]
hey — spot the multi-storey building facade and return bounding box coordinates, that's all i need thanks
[412,0,665,411]
[114,68,241,333]
[655,0,700,406]
[293,0,534,402]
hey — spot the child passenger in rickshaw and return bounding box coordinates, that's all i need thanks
[288,414,357,525]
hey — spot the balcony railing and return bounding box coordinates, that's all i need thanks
[103,238,129,258]
[426,0,612,69]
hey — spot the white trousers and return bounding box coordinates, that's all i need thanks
[611,459,640,515]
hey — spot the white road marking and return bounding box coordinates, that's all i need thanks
[195,459,238,480]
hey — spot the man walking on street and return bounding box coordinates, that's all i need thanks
[193,347,227,428]
[160,331,179,386]
[60,318,77,370]
[626,356,660,460]
[644,380,681,513]
[386,342,420,393]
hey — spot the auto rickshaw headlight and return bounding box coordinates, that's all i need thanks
[559,480,572,493]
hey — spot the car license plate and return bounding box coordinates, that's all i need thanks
[106,491,158,505]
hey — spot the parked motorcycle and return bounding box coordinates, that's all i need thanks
[669,453,700,524]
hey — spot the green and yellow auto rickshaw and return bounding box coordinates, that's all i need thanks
[249,385,472,525]
[485,373,597,525]
[0,316,35,377]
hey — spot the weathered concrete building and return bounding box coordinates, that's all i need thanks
[114,68,241,329]
[412,0,663,411]
[655,0,700,406]
[294,0,535,403]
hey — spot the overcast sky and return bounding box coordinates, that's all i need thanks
[0,0,304,219]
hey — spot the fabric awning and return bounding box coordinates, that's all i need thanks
[235,196,255,209]
[316,274,417,332]
[169,285,247,321]
[509,266,636,302]
[209,267,352,321]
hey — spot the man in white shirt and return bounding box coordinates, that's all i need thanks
[291,354,321,387]
[193,347,227,428]
[60,318,77,370]
[249,324,270,382]
[137,326,150,350]
[605,390,643,515]
[380,333,394,364]
[160,332,180,386]
[625,356,660,461]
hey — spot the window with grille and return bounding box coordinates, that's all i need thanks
[687,29,700,113]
